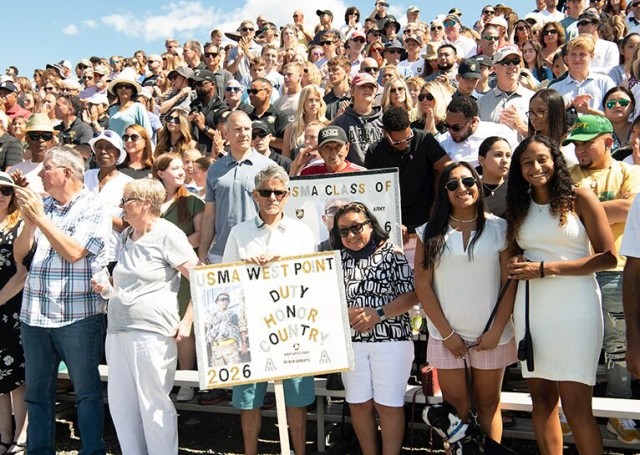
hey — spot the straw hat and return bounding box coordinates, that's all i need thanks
[0,171,16,188]
[25,113,58,134]
[107,70,143,96]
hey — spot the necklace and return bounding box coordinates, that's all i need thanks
[449,214,477,223]
[482,181,504,197]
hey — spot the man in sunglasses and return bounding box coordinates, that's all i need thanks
[222,163,315,455]
[227,20,262,89]
[442,14,476,59]
[7,113,57,196]
[251,120,291,173]
[223,80,252,115]
[141,54,163,88]
[575,9,618,75]
[477,46,534,137]
[247,78,287,151]
[565,115,640,444]
[203,43,233,100]
[345,30,367,77]
[366,106,450,248]
[190,70,225,152]
[0,81,31,120]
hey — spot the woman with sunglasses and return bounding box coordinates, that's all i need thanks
[120,124,155,179]
[411,81,452,136]
[282,85,328,158]
[0,173,28,454]
[380,76,412,114]
[522,39,553,83]
[512,20,532,50]
[415,161,517,445]
[331,201,416,455]
[107,73,152,139]
[340,6,362,41]
[505,135,616,455]
[152,153,204,404]
[154,109,197,158]
[603,86,636,153]
[540,22,565,68]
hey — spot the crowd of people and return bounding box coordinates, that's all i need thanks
[1,0,640,454]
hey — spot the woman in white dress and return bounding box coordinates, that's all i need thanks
[505,135,616,455]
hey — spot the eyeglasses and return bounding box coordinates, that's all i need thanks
[77,64,88,70]
[499,58,521,66]
[27,132,54,141]
[352,38,366,43]
[526,109,548,119]
[252,131,269,139]
[605,98,631,109]
[445,177,477,192]
[320,40,334,46]
[386,132,414,146]
[256,188,288,199]
[0,187,14,196]
[312,51,324,57]
[389,86,405,94]
[589,0,603,3]
[204,52,219,58]
[337,220,371,237]
[110,60,121,64]
[216,296,230,302]
[42,165,66,173]
[542,29,559,36]
[114,84,134,91]
[443,20,457,27]
[122,134,142,142]
[247,88,266,95]
[516,26,528,32]
[371,48,383,53]
[82,76,94,81]
[225,86,242,92]
[362,66,379,74]
[120,196,142,205]
[577,20,597,26]
[324,206,340,217]
[443,119,472,132]
[430,26,443,31]
[418,93,434,101]
[240,27,254,32]
[483,35,500,41]
[385,49,401,54]
[482,9,495,14]
[165,116,180,124]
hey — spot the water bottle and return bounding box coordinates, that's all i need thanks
[410,304,423,335]
[91,261,114,299]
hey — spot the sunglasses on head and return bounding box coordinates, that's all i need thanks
[337,220,371,237]
[499,58,521,66]
[0,187,14,196]
[165,116,180,124]
[256,188,287,199]
[445,177,477,192]
[122,134,141,142]
[252,131,269,139]
[605,98,631,109]
[225,86,242,92]
[27,132,54,141]
[418,92,434,101]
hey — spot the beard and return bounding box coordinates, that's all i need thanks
[438,62,453,71]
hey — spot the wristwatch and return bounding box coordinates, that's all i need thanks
[376,307,387,321]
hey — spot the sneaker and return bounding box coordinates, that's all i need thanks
[559,411,572,436]
[607,418,640,444]
[176,386,195,402]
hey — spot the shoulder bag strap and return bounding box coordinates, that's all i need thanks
[482,278,513,334]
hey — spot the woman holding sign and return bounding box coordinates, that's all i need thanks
[414,161,516,443]
[332,202,417,455]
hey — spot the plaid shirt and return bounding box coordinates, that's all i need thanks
[21,187,111,328]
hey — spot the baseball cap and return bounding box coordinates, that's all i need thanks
[444,14,461,24]
[384,39,404,51]
[458,59,481,79]
[89,130,127,165]
[192,69,216,83]
[93,64,109,75]
[351,30,366,40]
[252,120,272,134]
[579,9,600,22]
[351,72,377,87]
[318,125,348,148]
[487,16,509,29]
[475,55,493,68]
[404,34,423,46]
[562,115,613,145]
[407,5,420,13]
[316,9,333,17]
[0,81,18,93]
[493,45,522,64]
[168,66,194,81]
[86,93,109,105]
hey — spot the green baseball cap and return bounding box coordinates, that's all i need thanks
[562,115,613,145]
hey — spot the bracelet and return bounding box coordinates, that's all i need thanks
[540,261,545,278]
[442,329,456,341]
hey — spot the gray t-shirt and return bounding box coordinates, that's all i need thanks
[108,218,197,336]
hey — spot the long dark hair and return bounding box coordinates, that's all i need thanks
[505,135,575,246]
[330,202,389,250]
[527,88,568,144]
[420,162,486,270]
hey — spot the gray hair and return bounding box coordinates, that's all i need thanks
[123,179,166,216]
[45,146,85,181]
[254,164,289,188]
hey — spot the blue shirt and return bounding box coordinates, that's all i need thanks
[549,72,615,112]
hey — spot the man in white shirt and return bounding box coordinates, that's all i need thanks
[626,0,640,33]
[576,9,618,75]
[540,0,566,22]
[443,14,476,58]
[397,35,424,77]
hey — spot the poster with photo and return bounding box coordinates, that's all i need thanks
[191,251,354,390]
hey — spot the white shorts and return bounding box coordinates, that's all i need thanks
[342,340,414,407]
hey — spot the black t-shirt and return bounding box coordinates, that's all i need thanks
[324,90,350,121]
[481,181,507,219]
[365,129,447,232]
[249,106,288,138]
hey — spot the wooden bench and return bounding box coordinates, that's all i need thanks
[58,365,640,452]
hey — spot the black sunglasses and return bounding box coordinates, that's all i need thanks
[165,116,180,124]
[445,177,477,192]
[0,187,13,196]
[430,25,443,31]
[499,58,521,66]
[320,40,334,46]
[578,19,597,26]
[418,93,434,101]
[443,120,471,132]
[114,84,134,91]
[122,134,141,142]
[247,88,266,95]
[542,29,559,35]
[362,66,379,73]
[204,52,219,58]
[337,220,371,237]
[256,188,287,199]
[27,132,54,141]
[252,131,269,139]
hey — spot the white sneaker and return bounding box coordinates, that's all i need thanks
[176,386,195,402]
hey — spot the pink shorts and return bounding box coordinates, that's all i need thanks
[427,336,517,370]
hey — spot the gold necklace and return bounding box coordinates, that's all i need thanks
[449,214,477,223]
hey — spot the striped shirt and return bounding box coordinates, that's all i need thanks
[21,188,111,328]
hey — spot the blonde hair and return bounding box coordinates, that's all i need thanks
[566,35,595,54]
[381,76,413,112]
[288,85,328,150]
[418,81,452,122]
[123,179,166,217]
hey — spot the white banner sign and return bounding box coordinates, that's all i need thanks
[191,252,354,390]
[286,169,402,250]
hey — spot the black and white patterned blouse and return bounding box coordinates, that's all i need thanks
[341,241,414,343]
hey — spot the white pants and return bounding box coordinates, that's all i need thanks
[106,331,178,455]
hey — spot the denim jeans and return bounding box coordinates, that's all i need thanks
[21,315,106,455]
[597,271,631,399]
